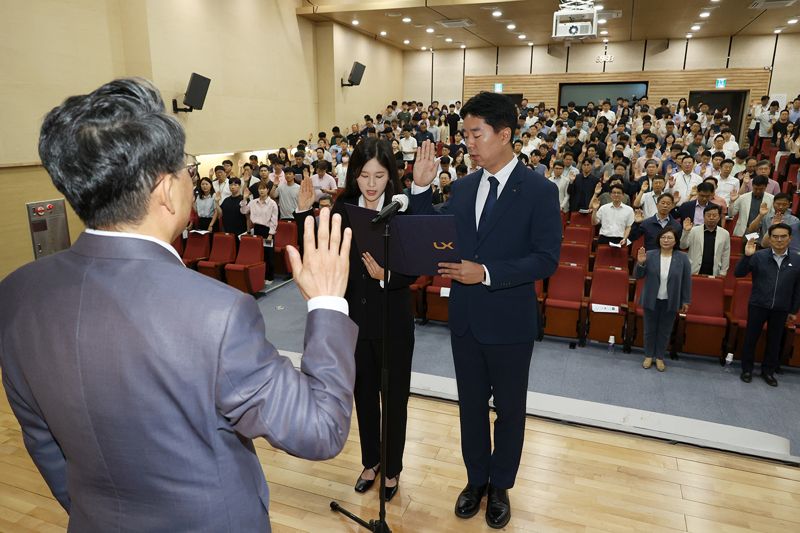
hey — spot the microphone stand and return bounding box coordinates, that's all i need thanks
[330,217,393,533]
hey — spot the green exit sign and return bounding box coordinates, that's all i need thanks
[715,78,727,88]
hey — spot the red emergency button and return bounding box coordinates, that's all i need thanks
[35,206,45,216]
[46,204,54,210]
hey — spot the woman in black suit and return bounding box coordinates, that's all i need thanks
[295,137,415,501]
[634,227,692,372]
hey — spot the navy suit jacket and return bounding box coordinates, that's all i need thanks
[410,161,561,344]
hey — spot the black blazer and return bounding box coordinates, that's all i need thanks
[296,196,416,340]
[634,249,692,313]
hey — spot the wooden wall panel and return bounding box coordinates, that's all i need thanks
[463,68,770,110]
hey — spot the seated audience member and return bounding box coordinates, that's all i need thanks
[633,175,667,219]
[311,161,338,204]
[591,184,634,245]
[220,178,249,236]
[567,159,600,212]
[674,181,717,225]
[630,192,682,250]
[276,168,301,220]
[195,177,220,232]
[760,193,800,252]
[730,175,774,237]
[735,223,800,387]
[242,181,278,283]
[740,160,780,196]
[666,154,702,205]
[547,160,571,212]
[679,204,730,276]
[213,165,232,202]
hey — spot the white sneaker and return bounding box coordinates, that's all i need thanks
[265,280,274,285]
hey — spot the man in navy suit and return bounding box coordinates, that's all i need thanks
[410,92,561,529]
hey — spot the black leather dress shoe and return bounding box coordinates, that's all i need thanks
[740,371,752,383]
[454,483,487,519]
[384,478,399,502]
[485,484,511,529]
[762,373,778,387]
[354,466,379,493]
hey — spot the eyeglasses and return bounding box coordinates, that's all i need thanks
[770,234,790,240]
[183,153,200,178]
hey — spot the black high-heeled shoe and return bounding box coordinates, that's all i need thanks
[384,475,399,502]
[354,465,380,493]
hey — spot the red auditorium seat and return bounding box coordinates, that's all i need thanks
[564,225,593,248]
[624,278,646,351]
[724,215,738,234]
[723,255,749,308]
[559,242,590,272]
[568,211,594,228]
[273,220,298,275]
[182,232,211,269]
[171,235,184,257]
[724,279,753,357]
[543,264,586,345]
[729,235,744,257]
[676,276,727,358]
[758,139,773,159]
[782,316,800,368]
[225,236,266,294]
[585,268,630,344]
[593,245,629,271]
[409,275,432,320]
[197,233,237,280]
[424,276,452,322]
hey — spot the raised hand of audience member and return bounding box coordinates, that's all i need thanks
[297,177,315,212]
[412,140,438,187]
[634,209,644,224]
[774,210,784,224]
[287,208,351,300]
[672,190,681,203]
[640,180,649,193]
[637,246,647,265]
[590,196,601,211]
[683,217,693,232]
[759,201,769,216]
[594,182,603,195]
[668,175,676,188]
[744,236,758,256]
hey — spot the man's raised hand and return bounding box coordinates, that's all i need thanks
[413,140,439,188]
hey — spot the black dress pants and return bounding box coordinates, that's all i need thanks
[451,328,534,489]
[353,334,414,478]
[740,304,787,375]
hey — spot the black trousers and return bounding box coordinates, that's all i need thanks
[741,304,787,375]
[197,217,218,232]
[252,224,275,281]
[353,334,414,478]
[451,328,534,489]
[597,235,624,245]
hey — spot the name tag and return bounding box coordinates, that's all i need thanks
[440,287,451,297]
[591,303,619,314]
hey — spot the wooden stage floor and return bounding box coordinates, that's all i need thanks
[1,392,799,532]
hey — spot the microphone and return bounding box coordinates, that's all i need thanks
[371,194,409,224]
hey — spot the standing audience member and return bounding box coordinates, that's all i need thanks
[591,184,634,245]
[242,181,278,283]
[679,204,730,276]
[276,168,301,220]
[629,193,682,250]
[220,178,248,236]
[311,161,338,204]
[195,177,219,231]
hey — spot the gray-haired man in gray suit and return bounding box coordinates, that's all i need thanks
[0,78,358,532]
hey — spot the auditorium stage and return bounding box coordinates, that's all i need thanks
[258,281,800,463]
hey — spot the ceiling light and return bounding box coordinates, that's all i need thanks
[351,19,359,25]
[492,10,502,17]
[518,34,526,39]
[426,27,434,33]
[600,30,608,35]
[602,38,609,43]
[789,19,798,25]
[527,42,534,46]
[445,37,453,42]
[710,0,720,2]
[774,28,783,34]
[403,39,410,44]
[460,44,466,49]
[691,24,701,31]
[595,4,604,10]
[402,17,411,23]
[699,12,710,18]
[380,31,387,36]
[421,46,427,50]
[598,18,607,24]
[686,33,693,38]
[507,23,516,30]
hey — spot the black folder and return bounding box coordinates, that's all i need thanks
[344,204,460,276]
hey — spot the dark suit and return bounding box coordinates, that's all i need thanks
[410,160,561,488]
[0,233,357,532]
[296,196,416,478]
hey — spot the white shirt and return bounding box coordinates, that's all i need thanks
[549,173,571,212]
[596,202,634,238]
[639,191,659,219]
[213,179,231,202]
[716,175,739,206]
[723,140,739,159]
[399,136,417,161]
[598,109,617,124]
[668,171,703,205]
[658,254,672,300]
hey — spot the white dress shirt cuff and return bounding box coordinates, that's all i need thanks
[411,183,431,195]
[307,296,349,316]
[482,265,491,286]
[378,271,392,288]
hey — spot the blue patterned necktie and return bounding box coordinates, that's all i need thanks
[478,176,499,232]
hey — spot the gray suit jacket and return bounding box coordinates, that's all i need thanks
[679,224,731,276]
[634,249,693,313]
[0,233,358,532]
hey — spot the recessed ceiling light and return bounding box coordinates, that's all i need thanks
[460,44,466,49]
[426,27,434,33]
[710,0,720,2]
[352,19,359,25]
[421,46,427,50]
[518,34,526,39]
[402,17,411,23]
[686,33,693,38]
[691,24,701,31]
[380,31,387,36]
[527,42,534,46]
[699,12,710,18]
[595,4,604,10]
[789,19,798,25]
[403,39,410,44]
[492,10,502,17]
[507,23,516,30]
[602,38,609,43]
[600,30,608,35]
[774,28,783,34]
[598,18,607,24]
[445,37,453,42]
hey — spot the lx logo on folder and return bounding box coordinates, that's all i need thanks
[433,242,454,250]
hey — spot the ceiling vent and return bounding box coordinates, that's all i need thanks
[749,0,797,8]
[437,19,475,29]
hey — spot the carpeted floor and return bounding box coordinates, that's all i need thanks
[256,281,800,457]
